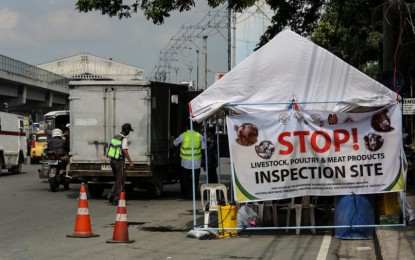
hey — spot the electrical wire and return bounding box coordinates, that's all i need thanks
[151,6,230,81]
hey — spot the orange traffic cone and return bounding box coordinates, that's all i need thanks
[106,192,135,243]
[67,183,99,238]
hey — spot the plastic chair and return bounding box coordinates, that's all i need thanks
[252,201,279,226]
[286,196,316,235]
[200,183,228,228]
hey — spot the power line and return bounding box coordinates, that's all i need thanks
[150,8,230,86]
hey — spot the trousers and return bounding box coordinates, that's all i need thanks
[109,159,125,201]
[180,167,200,199]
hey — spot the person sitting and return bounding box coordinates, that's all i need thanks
[62,125,71,178]
[46,128,69,176]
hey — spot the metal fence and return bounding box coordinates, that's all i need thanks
[0,54,69,87]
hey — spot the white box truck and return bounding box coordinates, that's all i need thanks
[0,111,27,174]
[69,80,198,198]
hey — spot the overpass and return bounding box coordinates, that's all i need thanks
[0,54,69,121]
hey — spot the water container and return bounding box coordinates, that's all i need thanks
[218,204,238,238]
[334,194,375,239]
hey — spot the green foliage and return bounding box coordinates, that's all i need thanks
[255,0,325,51]
[75,0,256,24]
[310,1,383,69]
[75,0,415,80]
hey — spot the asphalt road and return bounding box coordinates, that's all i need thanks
[0,163,379,260]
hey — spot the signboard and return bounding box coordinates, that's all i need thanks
[227,103,404,202]
[403,98,415,115]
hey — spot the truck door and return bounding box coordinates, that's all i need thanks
[70,87,150,164]
[70,88,108,162]
[111,88,150,163]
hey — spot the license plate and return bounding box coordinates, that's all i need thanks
[48,160,58,165]
[101,164,111,170]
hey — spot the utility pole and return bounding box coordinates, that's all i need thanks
[203,36,208,89]
[227,8,231,72]
[232,11,236,69]
[188,40,192,87]
[196,50,200,91]
[174,53,179,84]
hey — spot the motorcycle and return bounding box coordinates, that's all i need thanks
[43,150,70,192]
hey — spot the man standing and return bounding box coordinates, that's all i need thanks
[107,123,134,205]
[173,121,204,199]
[204,127,218,184]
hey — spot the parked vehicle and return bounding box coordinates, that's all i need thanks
[27,133,36,156]
[42,150,70,191]
[68,81,198,198]
[30,132,50,164]
[0,111,27,174]
[43,110,69,135]
[37,111,70,178]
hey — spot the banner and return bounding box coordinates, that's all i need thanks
[227,103,404,202]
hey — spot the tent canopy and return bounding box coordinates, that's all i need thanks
[189,30,399,123]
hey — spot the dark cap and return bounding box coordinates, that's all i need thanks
[122,123,134,132]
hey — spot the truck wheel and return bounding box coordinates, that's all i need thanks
[180,179,185,195]
[63,179,70,190]
[87,184,104,198]
[0,156,3,176]
[10,162,22,174]
[148,181,163,198]
[124,184,134,192]
[49,177,59,192]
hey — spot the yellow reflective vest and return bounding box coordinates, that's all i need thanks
[180,130,202,160]
[107,133,125,160]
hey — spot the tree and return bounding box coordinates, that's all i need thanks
[76,0,415,88]
[310,1,383,69]
[255,0,324,50]
[76,0,256,24]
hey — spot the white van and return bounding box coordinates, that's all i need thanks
[0,111,27,174]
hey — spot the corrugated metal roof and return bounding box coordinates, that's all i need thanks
[37,53,144,81]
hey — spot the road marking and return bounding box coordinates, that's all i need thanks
[316,234,331,260]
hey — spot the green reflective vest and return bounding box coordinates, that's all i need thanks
[107,133,125,160]
[180,130,202,160]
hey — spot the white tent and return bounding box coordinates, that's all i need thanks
[188,31,410,229]
[189,30,399,122]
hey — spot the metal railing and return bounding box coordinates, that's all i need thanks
[0,54,69,87]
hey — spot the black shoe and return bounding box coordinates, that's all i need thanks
[112,200,119,206]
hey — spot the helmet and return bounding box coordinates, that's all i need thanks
[52,128,63,138]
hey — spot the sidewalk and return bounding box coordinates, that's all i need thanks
[375,183,415,260]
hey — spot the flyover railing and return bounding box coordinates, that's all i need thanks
[0,54,69,87]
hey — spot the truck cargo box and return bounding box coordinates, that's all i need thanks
[69,80,198,198]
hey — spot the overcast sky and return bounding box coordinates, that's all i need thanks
[0,0,229,86]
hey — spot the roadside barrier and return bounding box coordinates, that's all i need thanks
[67,183,99,238]
[107,191,135,243]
